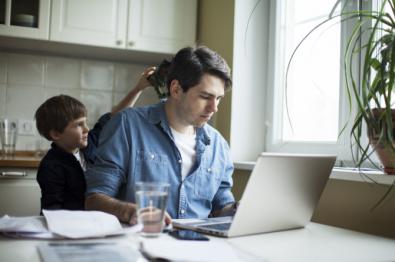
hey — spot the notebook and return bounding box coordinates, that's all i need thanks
[172,153,336,237]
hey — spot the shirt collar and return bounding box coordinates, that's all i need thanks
[147,103,211,146]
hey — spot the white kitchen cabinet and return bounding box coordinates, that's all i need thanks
[50,0,128,49]
[0,0,50,40]
[127,0,197,54]
[0,168,41,216]
[50,0,197,54]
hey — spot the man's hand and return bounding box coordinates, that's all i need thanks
[129,209,172,225]
[210,202,239,217]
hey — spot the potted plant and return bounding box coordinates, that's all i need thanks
[288,0,395,206]
[289,0,395,170]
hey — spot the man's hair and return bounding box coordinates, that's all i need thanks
[35,95,87,141]
[166,46,232,92]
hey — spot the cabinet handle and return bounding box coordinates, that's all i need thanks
[128,41,135,47]
[1,171,27,177]
[116,40,123,45]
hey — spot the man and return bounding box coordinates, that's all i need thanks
[85,46,236,224]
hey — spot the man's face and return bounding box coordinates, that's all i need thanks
[52,117,89,153]
[175,74,225,128]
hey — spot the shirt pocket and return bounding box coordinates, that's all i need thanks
[194,166,221,201]
[135,150,169,182]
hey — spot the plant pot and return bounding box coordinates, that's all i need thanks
[368,109,395,175]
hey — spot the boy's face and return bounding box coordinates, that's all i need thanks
[51,117,89,153]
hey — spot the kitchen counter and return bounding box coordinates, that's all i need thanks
[0,151,43,168]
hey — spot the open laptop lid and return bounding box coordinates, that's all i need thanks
[227,153,336,237]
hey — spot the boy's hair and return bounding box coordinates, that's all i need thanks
[166,46,232,93]
[35,95,87,141]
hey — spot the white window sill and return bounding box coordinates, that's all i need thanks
[234,162,395,186]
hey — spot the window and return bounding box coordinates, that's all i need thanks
[281,1,341,142]
[265,0,368,165]
[230,0,376,165]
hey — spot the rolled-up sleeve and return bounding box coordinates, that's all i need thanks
[212,142,235,211]
[85,111,131,197]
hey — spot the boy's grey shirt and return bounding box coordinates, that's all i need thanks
[85,103,235,219]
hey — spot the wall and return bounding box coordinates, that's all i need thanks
[0,51,157,151]
[197,0,234,142]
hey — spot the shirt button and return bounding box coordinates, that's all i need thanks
[180,209,185,214]
[151,154,155,159]
[207,168,211,172]
[178,159,182,164]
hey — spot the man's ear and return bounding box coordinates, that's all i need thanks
[169,79,182,99]
[49,129,61,141]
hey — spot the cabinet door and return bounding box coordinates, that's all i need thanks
[0,168,40,216]
[127,0,197,54]
[50,0,128,49]
[0,0,50,40]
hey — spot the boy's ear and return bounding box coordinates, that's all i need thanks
[49,129,61,141]
[169,79,182,99]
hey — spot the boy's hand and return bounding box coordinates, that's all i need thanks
[134,66,156,92]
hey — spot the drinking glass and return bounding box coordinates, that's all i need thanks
[0,119,18,158]
[134,182,169,237]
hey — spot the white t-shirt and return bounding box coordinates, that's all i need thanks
[170,127,197,181]
[73,150,87,171]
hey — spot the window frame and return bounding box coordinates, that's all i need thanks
[230,0,380,167]
[263,0,377,167]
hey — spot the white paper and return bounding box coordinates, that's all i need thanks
[37,242,145,262]
[43,210,142,239]
[141,237,244,262]
[0,215,49,233]
[0,215,61,239]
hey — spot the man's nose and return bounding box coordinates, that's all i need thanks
[208,99,219,113]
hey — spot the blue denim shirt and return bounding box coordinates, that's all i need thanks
[85,103,235,219]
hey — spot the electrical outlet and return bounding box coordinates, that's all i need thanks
[18,120,36,136]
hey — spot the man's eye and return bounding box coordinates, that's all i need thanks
[200,95,210,99]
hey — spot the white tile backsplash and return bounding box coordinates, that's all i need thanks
[44,88,81,101]
[45,56,80,89]
[8,53,45,85]
[113,86,159,109]
[1,52,155,150]
[16,135,41,151]
[80,90,113,124]
[114,63,147,92]
[6,85,45,119]
[0,53,7,84]
[81,60,114,91]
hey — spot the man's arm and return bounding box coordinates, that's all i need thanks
[85,193,138,224]
[210,139,236,217]
[111,67,155,115]
[85,193,172,225]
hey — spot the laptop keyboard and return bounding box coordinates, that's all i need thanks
[200,222,231,231]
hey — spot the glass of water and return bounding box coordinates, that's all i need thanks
[0,119,18,158]
[134,182,169,237]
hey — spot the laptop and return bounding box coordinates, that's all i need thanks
[172,153,336,237]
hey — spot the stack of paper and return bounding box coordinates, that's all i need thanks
[37,242,144,262]
[0,215,56,239]
[0,210,142,239]
[140,237,246,262]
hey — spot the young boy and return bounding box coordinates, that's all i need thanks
[35,67,154,212]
